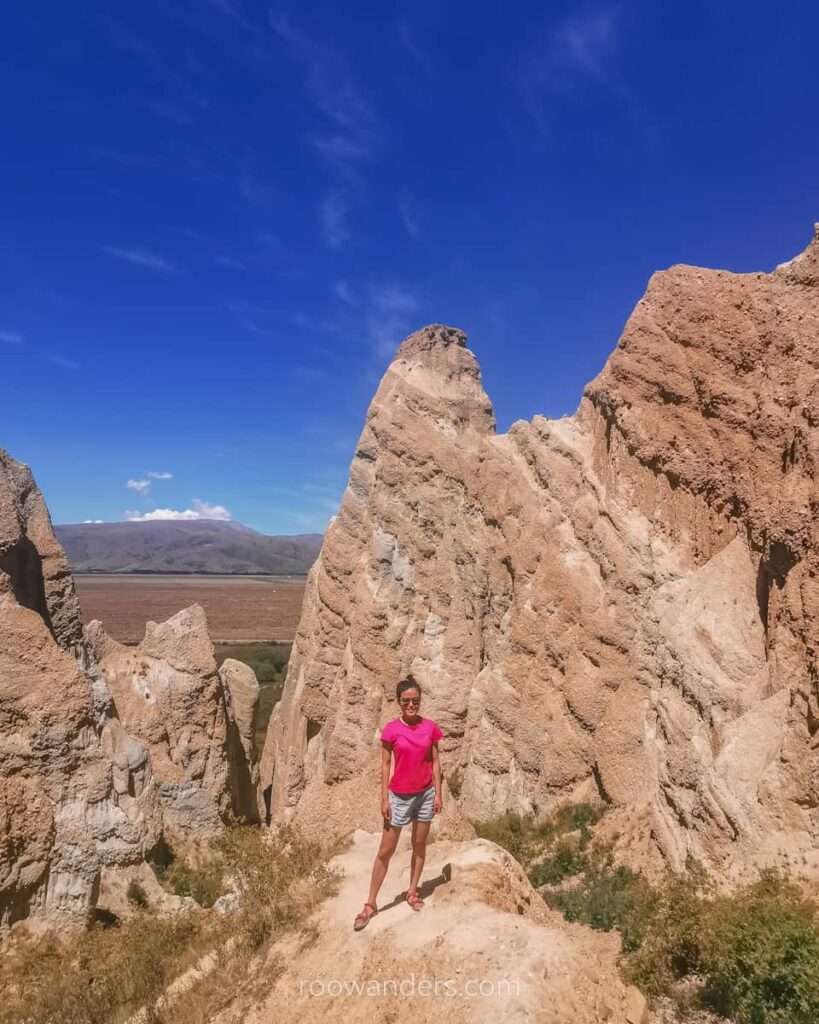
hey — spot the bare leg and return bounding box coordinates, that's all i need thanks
[409,819,431,894]
[367,825,401,906]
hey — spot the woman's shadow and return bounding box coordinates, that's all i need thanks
[379,862,452,914]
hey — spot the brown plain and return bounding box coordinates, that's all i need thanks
[73,574,307,643]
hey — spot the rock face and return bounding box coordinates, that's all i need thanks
[0,453,84,656]
[263,227,819,878]
[0,449,156,928]
[0,449,262,929]
[86,609,262,838]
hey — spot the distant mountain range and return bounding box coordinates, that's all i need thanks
[55,520,323,575]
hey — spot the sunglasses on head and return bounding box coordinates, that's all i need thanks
[399,696,420,706]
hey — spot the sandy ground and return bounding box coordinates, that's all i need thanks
[212,831,637,1024]
[73,574,306,643]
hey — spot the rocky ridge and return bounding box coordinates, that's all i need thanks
[263,227,819,880]
[0,449,260,929]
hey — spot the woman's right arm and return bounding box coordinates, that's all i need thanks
[380,742,392,822]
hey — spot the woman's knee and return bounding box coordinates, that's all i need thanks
[378,833,399,860]
[411,833,428,853]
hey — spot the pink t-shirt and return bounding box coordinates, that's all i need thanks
[381,716,443,794]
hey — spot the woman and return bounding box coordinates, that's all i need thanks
[353,675,443,930]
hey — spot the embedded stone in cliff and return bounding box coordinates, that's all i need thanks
[219,657,264,823]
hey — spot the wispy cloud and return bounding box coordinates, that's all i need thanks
[238,317,275,337]
[557,9,619,79]
[102,246,177,273]
[368,283,420,359]
[147,471,173,480]
[270,13,383,171]
[398,21,434,77]
[319,192,349,248]
[214,255,246,270]
[272,13,385,243]
[519,6,625,133]
[127,478,152,495]
[142,97,195,126]
[86,147,156,168]
[333,280,357,306]
[399,196,420,238]
[47,353,80,370]
[125,498,232,522]
[0,330,24,345]
[205,0,247,24]
[292,311,342,335]
[238,164,277,208]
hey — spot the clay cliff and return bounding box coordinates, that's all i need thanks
[262,226,819,879]
[0,450,260,929]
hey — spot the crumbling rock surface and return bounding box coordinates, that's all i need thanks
[86,607,261,839]
[0,450,262,929]
[0,450,156,929]
[263,228,819,879]
[0,451,84,655]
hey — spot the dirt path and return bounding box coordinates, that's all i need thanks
[214,830,641,1024]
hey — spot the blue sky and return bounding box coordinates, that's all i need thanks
[2,1,818,533]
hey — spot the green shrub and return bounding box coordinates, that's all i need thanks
[472,802,604,866]
[165,858,223,909]
[624,869,711,995]
[622,869,819,1023]
[528,841,588,887]
[550,802,603,835]
[473,812,541,862]
[545,851,657,952]
[126,879,149,909]
[700,874,819,1024]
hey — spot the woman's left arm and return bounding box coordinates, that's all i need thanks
[432,743,443,815]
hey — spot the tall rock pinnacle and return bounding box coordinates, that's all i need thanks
[262,227,819,879]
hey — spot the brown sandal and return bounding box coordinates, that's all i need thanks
[354,901,377,930]
[406,890,424,911]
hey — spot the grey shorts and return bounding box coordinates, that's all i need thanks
[387,785,435,827]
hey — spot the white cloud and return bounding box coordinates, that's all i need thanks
[83,519,104,524]
[0,330,24,344]
[102,246,177,273]
[125,499,232,522]
[320,192,349,248]
[147,471,173,479]
[126,478,151,494]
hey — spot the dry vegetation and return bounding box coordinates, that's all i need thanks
[474,806,819,1024]
[0,824,341,1024]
